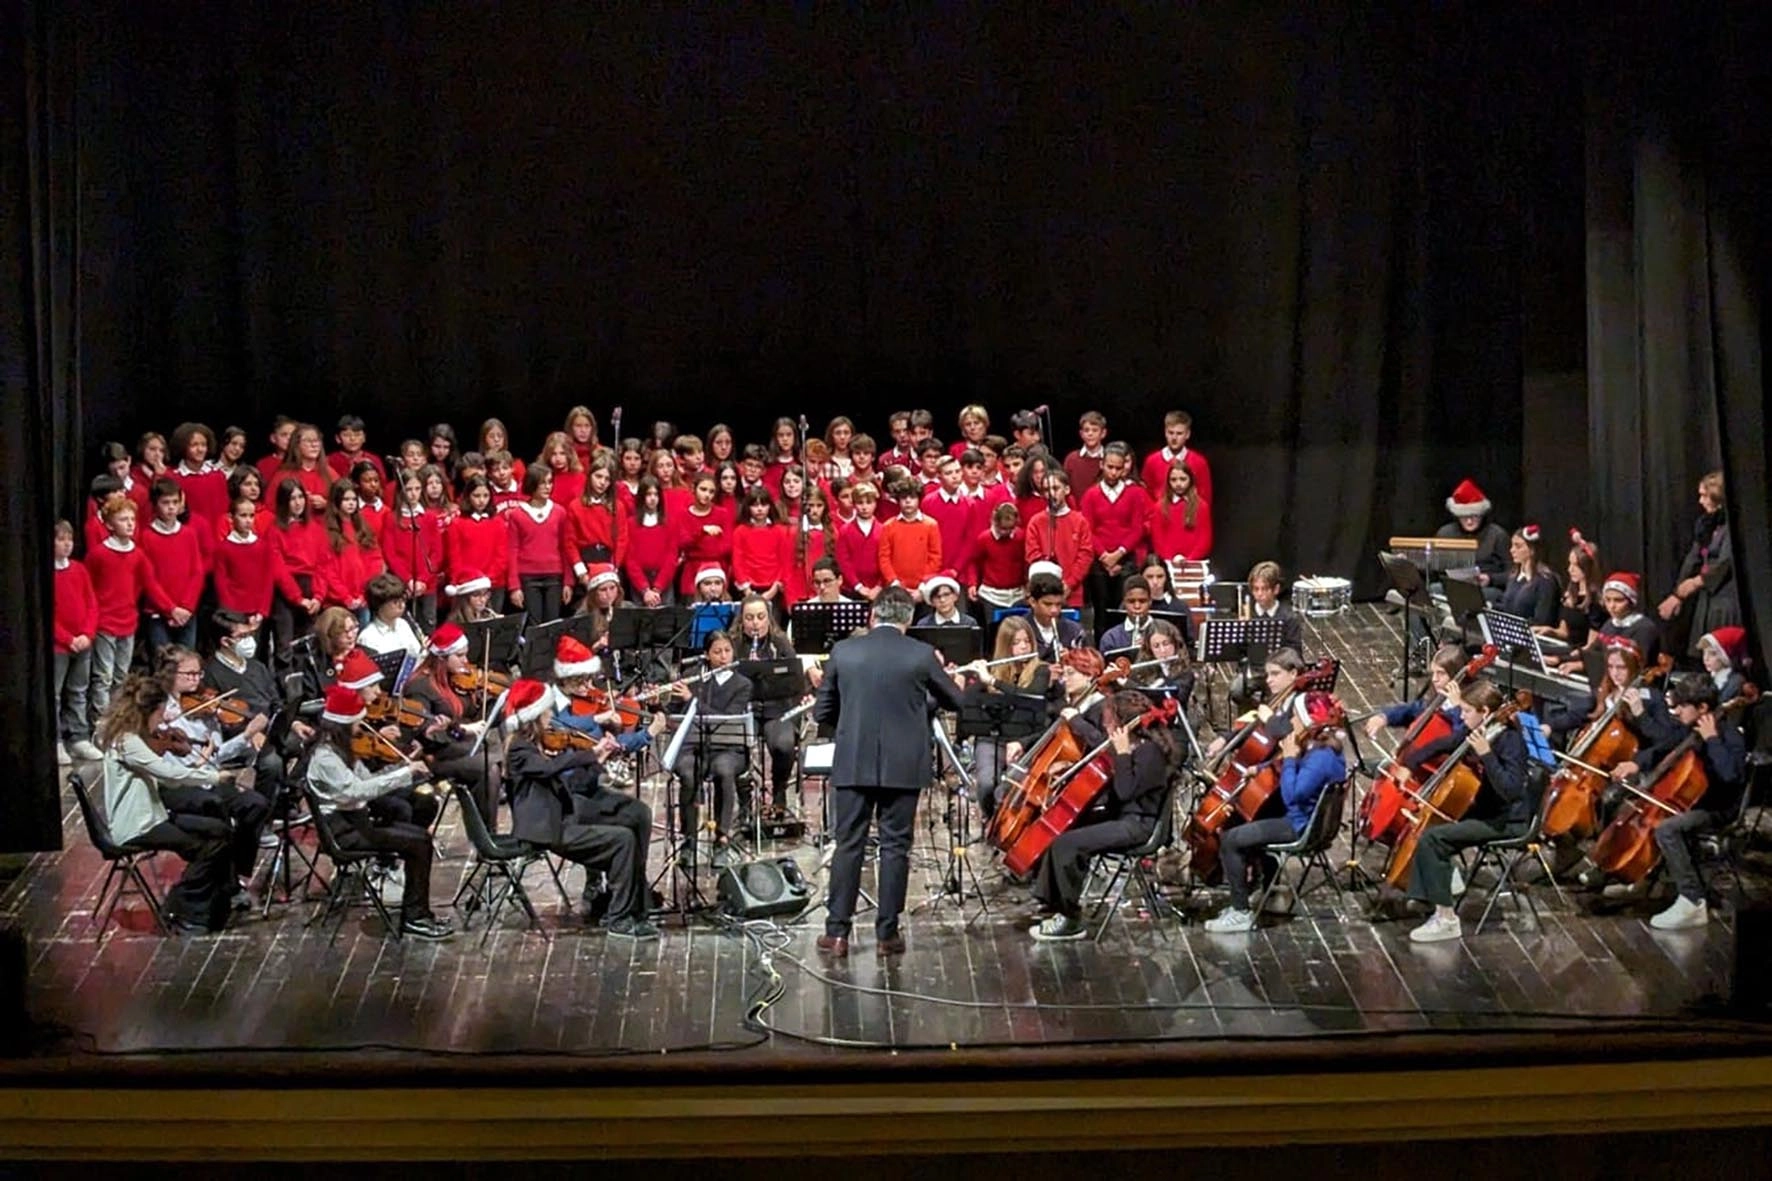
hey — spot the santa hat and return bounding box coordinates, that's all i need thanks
[553,635,600,680]
[1601,572,1641,603]
[921,570,961,599]
[1519,523,1541,544]
[427,622,467,658]
[1446,478,1491,518]
[1293,690,1342,728]
[694,564,727,588]
[1028,560,1064,582]
[336,649,382,691]
[444,568,491,597]
[1599,633,1642,658]
[503,678,553,730]
[321,685,366,726]
[583,562,620,591]
[1700,625,1748,669]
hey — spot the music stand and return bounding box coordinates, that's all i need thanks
[1481,609,1546,697]
[609,604,690,683]
[907,626,982,668]
[734,660,808,847]
[686,602,737,651]
[655,698,712,914]
[790,600,871,654]
[519,615,596,679]
[1197,617,1286,729]
[1379,550,1434,700]
[460,612,526,675]
[1441,574,1488,648]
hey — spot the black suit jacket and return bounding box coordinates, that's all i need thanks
[1033,616,1087,663]
[814,625,966,790]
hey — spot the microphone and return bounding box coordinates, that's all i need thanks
[797,415,809,435]
[1032,404,1049,415]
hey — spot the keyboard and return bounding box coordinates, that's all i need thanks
[1489,657,1591,705]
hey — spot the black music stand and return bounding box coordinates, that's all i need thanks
[1480,609,1545,697]
[734,659,808,846]
[790,600,871,654]
[1379,550,1434,700]
[907,625,982,668]
[460,612,526,676]
[1198,616,1285,728]
[519,615,597,679]
[609,604,690,683]
[1441,574,1488,649]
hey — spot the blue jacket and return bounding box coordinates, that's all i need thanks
[554,701,651,753]
[1280,745,1345,834]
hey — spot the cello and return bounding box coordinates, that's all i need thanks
[1540,654,1672,838]
[988,697,1178,876]
[1587,687,1758,883]
[1361,645,1496,844]
[1183,658,1337,881]
[1382,691,1530,890]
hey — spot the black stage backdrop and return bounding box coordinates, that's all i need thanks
[2,5,1766,850]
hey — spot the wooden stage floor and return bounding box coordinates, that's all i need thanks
[6,606,1755,1070]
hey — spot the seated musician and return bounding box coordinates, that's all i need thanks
[334,647,441,830]
[1228,562,1303,710]
[358,571,424,661]
[1437,479,1509,597]
[154,644,273,910]
[1626,677,1748,931]
[668,629,753,869]
[914,571,978,628]
[1025,567,1086,661]
[735,595,808,818]
[578,562,625,650]
[1099,574,1155,656]
[97,674,238,932]
[1534,531,1604,648]
[444,568,499,626]
[1698,626,1749,703]
[1131,619,1195,710]
[1207,648,1306,760]
[1364,645,1467,747]
[1141,553,1184,614]
[1497,525,1559,627]
[399,622,501,825]
[1203,691,1346,933]
[500,678,659,940]
[303,684,453,941]
[1545,638,1655,745]
[1029,688,1177,941]
[1556,572,1660,670]
[954,615,1050,820]
[805,556,851,603]
[1406,679,1533,944]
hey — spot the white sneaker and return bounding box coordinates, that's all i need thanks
[1031,913,1086,941]
[1601,880,1647,901]
[56,743,71,767]
[1204,907,1257,934]
[69,739,104,761]
[1649,895,1709,931]
[1409,911,1463,943]
[1450,866,1466,897]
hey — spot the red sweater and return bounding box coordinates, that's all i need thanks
[834,519,884,593]
[730,522,793,592]
[1147,495,1214,561]
[136,520,208,615]
[623,513,680,596]
[674,506,734,595]
[446,511,510,590]
[488,479,525,515]
[356,498,390,544]
[381,508,446,592]
[211,530,305,617]
[785,526,832,606]
[85,539,176,635]
[760,456,799,495]
[84,509,109,554]
[1079,482,1150,560]
[271,516,330,582]
[54,560,99,652]
[968,526,1027,591]
[504,500,573,589]
[328,450,386,483]
[920,489,981,578]
[169,464,230,527]
[1140,446,1214,506]
[564,499,628,575]
[1024,510,1095,606]
[1062,449,1105,492]
[317,523,384,608]
[878,515,943,590]
[268,463,333,503]
[547,470,587,507]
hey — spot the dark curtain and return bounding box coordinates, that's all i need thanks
[1585,6,1771,667]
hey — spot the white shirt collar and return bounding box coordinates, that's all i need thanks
[713,669,733,686]
[103,536,135,553]
[1079,445,1104,459]
[517,500,554,523]
[1163,445,1189,464]
[149,518,181,536]
[226,528,256,545]
[54,556,69,570]
[1100,480,1125,502]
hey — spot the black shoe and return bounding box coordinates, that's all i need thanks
[607,915,660,941]
[582,890,611,925]
[165,912,211,935]
[401,915,455,941]
[230,888,253,912]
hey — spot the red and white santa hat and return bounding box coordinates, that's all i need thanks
[583,562,620,591]
[1028,559,1064,582]
[1601,571,1641,603]
[503,677,553,730]
[553,635,600,680]
[336,648,382,691]
[427,622,467,658]
[694,564,727,589]
[1599,633,1642,657]
[1446,478,1491,518]
[321,684,366,726]
[921,569,962,599]
[1292,690,1342,728]
[1700,625,1748,669]
[444,568,491,597]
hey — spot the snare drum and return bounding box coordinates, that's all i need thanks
[1294,576,1352,617]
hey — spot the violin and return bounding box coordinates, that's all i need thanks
[1382,692,1531,890]
[365,694,431,730]
[1540,654,1673,838]
[1588,687,1758,882]
[178,688,251,732]
[145,725,195,759]
[1362,646,1497,845]
[567,685,666,731]
[450,667,512,698]
[349,719,418,766]
[539,726,602,754]
[1184,658,1338,881]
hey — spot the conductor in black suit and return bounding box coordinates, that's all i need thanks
[812,586,967,957]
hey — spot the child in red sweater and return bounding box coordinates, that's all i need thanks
[52,520,101,762]
[565,456,628,591]
[834,482,885,600]
[446,476,510,613]
[785,485,835,606]
[1147,461,1213,562]
[675,472,733,598]
[318,480,385,618]
[1140,409,1214,505]
[506,466,574,621]
[878,480,943,598]
[268,478,330,660]
[969,502,1028,614]
[920,456,981,579]
[1023,468,1095,609]
[1078,442,1150,639]
[168,422,231,529]
[85,494,183,725]
[730,488,793,610]
[137,477,209,655]
[623,476,678,608]
[384,469,445,631]
[212,497,316,627]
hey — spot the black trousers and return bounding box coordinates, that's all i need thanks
[161,782,272,881]
[549,822,639,921]
[675,749,745,840]
[1655,808,1717,903]
[329,810,436,922]
[271,573,316,665]
[763,716,797,807]
[573,787,654,907]
[825,786,921,939]
[407,592,438,633]
[1218,817,1296,909]
[519,573,563,622]
[431,751,501,830]
[1084,559,1120,644]
[1031,814,1153,918]
[127,814,234,929]
[369,785,440,830]
[1408,816,1525,908]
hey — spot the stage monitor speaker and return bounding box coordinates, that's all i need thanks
[718,857,811,919]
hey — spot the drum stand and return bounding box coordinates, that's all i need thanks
[913,718,993,926]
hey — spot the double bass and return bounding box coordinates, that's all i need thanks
[1540,655,1672,838]
[1361,646,1496,844]
[1382,692,1530,890]
[1183,658,1338,880]
[1588,687,1757,883]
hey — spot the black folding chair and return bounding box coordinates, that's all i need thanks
[1463,787,1566,936]
[299,781,402,943]
[1083,779,1181,941]
[1250,780,1349,922]
[450,785,546,943]
[255,748,328,916]
[69,773,172,941]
